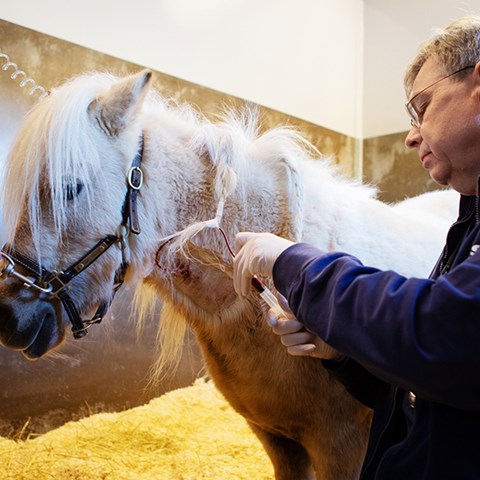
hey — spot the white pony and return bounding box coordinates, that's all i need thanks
[0,70,457,480]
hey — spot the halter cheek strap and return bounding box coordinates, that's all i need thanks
[123,135,144,235]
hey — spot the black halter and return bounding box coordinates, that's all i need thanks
[0,136,144,339]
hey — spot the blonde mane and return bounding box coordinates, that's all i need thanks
[2,73,118,256]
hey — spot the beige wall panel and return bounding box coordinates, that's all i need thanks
[363,132,445,203]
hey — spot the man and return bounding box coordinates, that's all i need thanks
[232,16,480,480]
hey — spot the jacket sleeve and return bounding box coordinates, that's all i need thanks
[272,243,480,411]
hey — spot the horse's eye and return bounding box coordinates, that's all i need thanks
[64,181,84,201]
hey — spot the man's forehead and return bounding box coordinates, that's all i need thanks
[410,57,446,98]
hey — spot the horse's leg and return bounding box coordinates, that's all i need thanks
[308,440,365,480]
[248,422,315,480]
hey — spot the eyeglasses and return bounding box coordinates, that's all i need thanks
[405,65,475,128]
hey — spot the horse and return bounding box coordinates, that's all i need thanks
[0,69,457,480]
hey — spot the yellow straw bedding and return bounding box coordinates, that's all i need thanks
[0,379,273,480]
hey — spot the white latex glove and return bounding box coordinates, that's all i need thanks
[233,232,294,297]
[269,294,343,360]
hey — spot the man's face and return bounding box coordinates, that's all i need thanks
[405,57,480,195]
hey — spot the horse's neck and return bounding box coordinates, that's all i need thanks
[138,150,239,322]
[130,127,226,283]
[136,132,373,271]
[141,138,217,237]
[134,124,305,319]
[139,123,304,244]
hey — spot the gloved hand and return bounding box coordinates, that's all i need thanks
[269,294,343,360]
[233,232,294,297]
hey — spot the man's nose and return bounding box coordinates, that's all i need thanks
[405,125,422,149]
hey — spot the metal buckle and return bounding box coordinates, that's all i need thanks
[0,250,53,293]
[407,391,416,409]
[47,270,71,296]
[127,166,143,190]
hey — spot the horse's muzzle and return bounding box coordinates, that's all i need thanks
[0,299,63,358]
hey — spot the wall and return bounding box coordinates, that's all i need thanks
[4,1,479,139]
[0,0,363,138]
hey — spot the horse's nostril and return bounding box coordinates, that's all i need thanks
[0,302,17,339]
[22,310,62,359]
[0,302,13,318]
[0,301,58,353]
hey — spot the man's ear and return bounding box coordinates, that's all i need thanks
[88,69,153,136]
[472,62,480,90]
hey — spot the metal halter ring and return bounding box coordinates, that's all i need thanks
[0,250,53,294]
[127,166,143,190]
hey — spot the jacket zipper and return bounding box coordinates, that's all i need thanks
[437,198,476,276]
[360,386,399,478]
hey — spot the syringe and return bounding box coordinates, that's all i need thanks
[251,275,286,319]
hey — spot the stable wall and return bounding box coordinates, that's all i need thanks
[1,0,363,139]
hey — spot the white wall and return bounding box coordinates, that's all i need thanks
[1,0,363,138]
[2,1,480,138]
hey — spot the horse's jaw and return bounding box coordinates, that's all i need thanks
[152,242,238,319]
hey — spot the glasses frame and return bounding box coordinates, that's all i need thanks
[405,65,476,128]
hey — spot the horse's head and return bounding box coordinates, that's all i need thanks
[0,69,153,358]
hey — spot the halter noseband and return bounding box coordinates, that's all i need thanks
[0,135,145,339]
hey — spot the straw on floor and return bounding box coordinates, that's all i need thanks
[0,379,274,480]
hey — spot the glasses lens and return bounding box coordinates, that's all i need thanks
[405,102,419,128]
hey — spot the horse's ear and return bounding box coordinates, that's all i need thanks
[88,69,153,136]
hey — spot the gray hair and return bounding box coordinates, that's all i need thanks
[404,16,480,97]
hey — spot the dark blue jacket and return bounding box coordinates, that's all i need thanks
[273,194,480,479]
